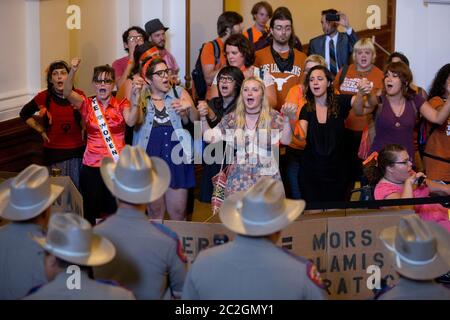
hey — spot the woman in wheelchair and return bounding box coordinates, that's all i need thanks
[364,144,450,232]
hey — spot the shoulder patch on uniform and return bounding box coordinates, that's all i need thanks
[151,221,187,263]
[306,261,326,289]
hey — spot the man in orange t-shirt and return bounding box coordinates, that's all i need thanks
[254,7,306,111]
[243,1,272,46]
[199,11,243,100]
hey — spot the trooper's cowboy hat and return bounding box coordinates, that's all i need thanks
[100,145,170,204]
[220,177,305,236]
[33,213,116,267]
[145,19,169,36]
[0,164,64,221]
[380,215,450,280]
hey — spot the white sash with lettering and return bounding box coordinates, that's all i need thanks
[91,97,120,162]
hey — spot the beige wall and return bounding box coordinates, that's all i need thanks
[40,0,71,88]
[225,0,387,43]
[68,0,119,96]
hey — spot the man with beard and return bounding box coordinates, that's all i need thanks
[254,7,307,200]
[145,19,180,85]
[254,6,306,111]
[308,9,358,76]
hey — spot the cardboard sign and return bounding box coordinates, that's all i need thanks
[50,176,84,217]
[164,209,413,300]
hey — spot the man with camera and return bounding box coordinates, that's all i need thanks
[308,9,358,76]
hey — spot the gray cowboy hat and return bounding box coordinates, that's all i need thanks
[33,213,116,267]
[220,177,305,236]
[0,164,64,221]
[100,145,171,204]
[380,215,450,280]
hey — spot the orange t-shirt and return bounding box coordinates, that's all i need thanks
[200,37,226,100]
[243,26,268,44]
[254,46,307,110]
[423,96,450,181]
[284,85,307,150]
[334,64,384,131]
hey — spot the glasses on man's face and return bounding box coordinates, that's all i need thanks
[218,76,235,83]
[94,79,114,85]
[392,158,412,165]
[128,35,144,42]
[151,69,170,78]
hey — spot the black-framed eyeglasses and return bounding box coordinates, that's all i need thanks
[94,79,114,85]
[151,69,170,78]
[127,35,144,42]
[392,158,412,165]
[218,76,235,83]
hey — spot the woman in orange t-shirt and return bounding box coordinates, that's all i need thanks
[334,38,384,198]
[423,64,450,182]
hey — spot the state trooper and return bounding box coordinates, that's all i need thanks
[376,215,450,300]
[0,164,64,300]
[94,145,186,299]
[25,213,135,299]
[182,177,327,300]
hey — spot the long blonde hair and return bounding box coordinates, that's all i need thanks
[235,77,272,130]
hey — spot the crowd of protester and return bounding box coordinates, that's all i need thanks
[1,2,449,300]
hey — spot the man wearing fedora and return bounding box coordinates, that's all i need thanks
[376,215,450,300]
[94,145,187,299]
[182,177,327,300]
[145,18,180,85]
[24,213,135,299]
[0,164,64,300]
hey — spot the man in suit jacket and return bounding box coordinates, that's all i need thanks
[308,9,358,75]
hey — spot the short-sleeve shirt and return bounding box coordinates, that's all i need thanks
[299,95,353,158]
[254,46,307,110]
[79,96,129,167]
[112,56,129,82]
[200,37,226,100]
[423,96,450,181]
[159,49,180,74]
[27,89,85,149]
[243,26,269,44]
[334,64,384,131]
[370,94,425,160]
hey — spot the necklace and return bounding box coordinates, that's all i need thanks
[390,99,405,128]
[151,96,163,101]
[245,114,260,130]
[245,108,261,115]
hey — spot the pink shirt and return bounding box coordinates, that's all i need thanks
[375,182,450,232]
[79,96,129,167]
[159,49,179,73]
[112,56,129,81]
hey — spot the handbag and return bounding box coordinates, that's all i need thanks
[211,144,231,215]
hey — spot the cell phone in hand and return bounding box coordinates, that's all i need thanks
[417,176,425,186]
[326,14,340,22]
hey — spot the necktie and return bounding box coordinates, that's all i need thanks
[329,38,337,75]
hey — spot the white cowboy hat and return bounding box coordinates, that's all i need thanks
[380,215,450,280]
[0,164,64,221]
[219,177,305,236]
[100,145,171,204]
[33,213,116,267]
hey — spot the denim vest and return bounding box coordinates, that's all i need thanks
[133,86,193,163]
